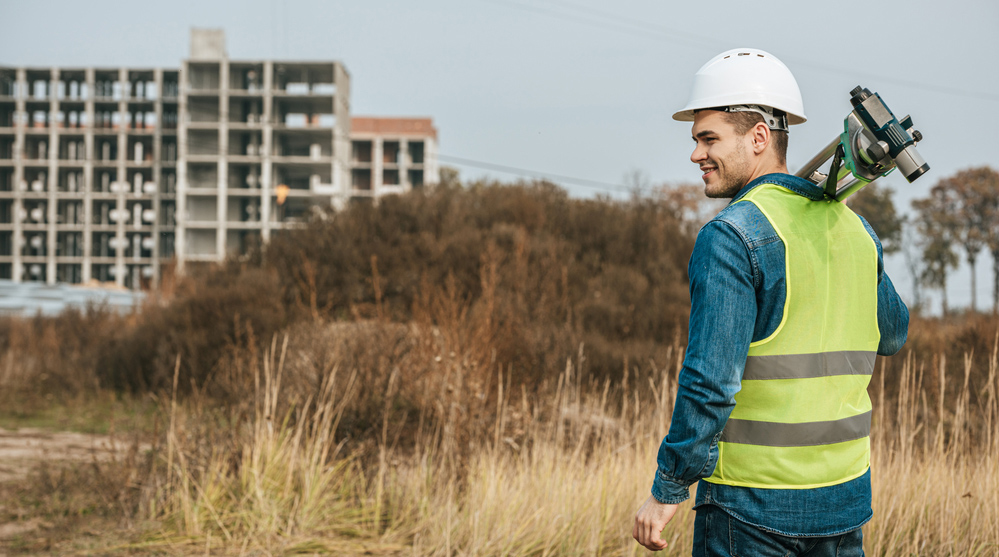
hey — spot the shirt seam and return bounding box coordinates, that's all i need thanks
[705,218,761,292]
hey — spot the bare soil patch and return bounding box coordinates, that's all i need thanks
[0,427,125,484]
[0,427,147,551]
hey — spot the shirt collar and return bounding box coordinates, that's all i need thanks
[728,173,825,204]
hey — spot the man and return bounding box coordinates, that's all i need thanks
[633,48,909,556]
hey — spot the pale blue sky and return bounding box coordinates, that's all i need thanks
[3,0,998,311]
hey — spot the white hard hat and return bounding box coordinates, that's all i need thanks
[673,48,806,128]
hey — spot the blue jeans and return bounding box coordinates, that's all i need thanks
[692,504,864,557]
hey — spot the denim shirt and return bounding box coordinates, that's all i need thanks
[651,173,909,537]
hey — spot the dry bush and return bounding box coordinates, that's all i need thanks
[876,313,999,443]
[3,275,999,555]
[95,266,286,394]
[0,305,121,408]
[260,180,694,389]
[133,322,999,555]
[1,180,696,413]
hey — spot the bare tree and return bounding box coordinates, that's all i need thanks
[847,182,903,254]
[956,167,999,313]
[913,189,960,316]
[935,170,992,312]
[624,168,652,201]
[656,182,725,232]
[900,219,926,312]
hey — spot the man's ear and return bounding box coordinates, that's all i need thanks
[750,123,770,155]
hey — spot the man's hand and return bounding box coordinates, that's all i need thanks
[633,495,679,551]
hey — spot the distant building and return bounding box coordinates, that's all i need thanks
[0,28,438,290]
[350,117,439,200]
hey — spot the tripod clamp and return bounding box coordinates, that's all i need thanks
[797,86,929,201]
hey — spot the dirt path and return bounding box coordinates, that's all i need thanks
[0,427,137,545]
[0,427,125,484]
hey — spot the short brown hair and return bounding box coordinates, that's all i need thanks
[721,111,788,166]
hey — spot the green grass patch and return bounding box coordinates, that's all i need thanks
[0,391,162,436]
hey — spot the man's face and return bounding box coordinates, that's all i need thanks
[690,110,754,199]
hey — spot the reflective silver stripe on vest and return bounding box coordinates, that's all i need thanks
[743,351,876,381]
[720,411,871,447]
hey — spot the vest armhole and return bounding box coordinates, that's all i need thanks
[739,192,788,349]
[852,211,884,339]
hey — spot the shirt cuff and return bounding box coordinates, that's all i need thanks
[651,470,692,504]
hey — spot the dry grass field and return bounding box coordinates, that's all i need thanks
[0,183,996,555]
[2,319,996,555]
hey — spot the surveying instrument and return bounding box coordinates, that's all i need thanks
[796,86,930,200]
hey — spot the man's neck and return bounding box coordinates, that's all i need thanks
[747,161,789,184]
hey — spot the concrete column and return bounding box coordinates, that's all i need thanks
[261,61,273,242]
[151,68,163,288]
[333,62,351,209]
[373,138,383,200]
[82,68,94,283]
[46,67,58,284]
[426,136,439,186]
[400,138,410,193]
[114,67,127,286]
[175,63,188,274]
[217,59,228,258]
[12,68,26,283]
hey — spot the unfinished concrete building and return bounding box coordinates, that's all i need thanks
[177,29,353,274]
[0,29,438,288]
[350,117,438,200]
[0,65,180,289]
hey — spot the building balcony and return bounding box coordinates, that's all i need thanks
[271,155,332,165]
[185,121,220,130]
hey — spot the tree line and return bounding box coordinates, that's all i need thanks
[848,166,999,315]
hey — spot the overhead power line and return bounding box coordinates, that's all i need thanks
[482,0,999,102]
[438,153,650,194]
[482,0,725,49]
[168,143,651,196]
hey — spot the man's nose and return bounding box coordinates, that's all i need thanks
[691,143,706,164]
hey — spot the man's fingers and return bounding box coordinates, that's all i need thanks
[650,530,668,550]
[647,521,667,550]
[634,516,667,551]
[634,495,679,551]
[633,516,646,547]
[631,495,677,551]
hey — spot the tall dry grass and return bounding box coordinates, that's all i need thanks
[148,330,691,555]
[140,325,999,556]
[867,350,999,555]
[3,307,997,554]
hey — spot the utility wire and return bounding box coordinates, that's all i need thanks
[438,153,652,194]
[543,0,732,48]
[142,138,647,196]
[481,0,725,49]
[482,0,999,102]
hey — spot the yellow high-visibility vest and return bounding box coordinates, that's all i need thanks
[706,183,881,489]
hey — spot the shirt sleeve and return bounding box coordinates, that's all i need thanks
[856,215,909,356]
[651,220,756,504]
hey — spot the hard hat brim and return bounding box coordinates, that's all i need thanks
[672,106,806,125]
[672,48,807,126]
